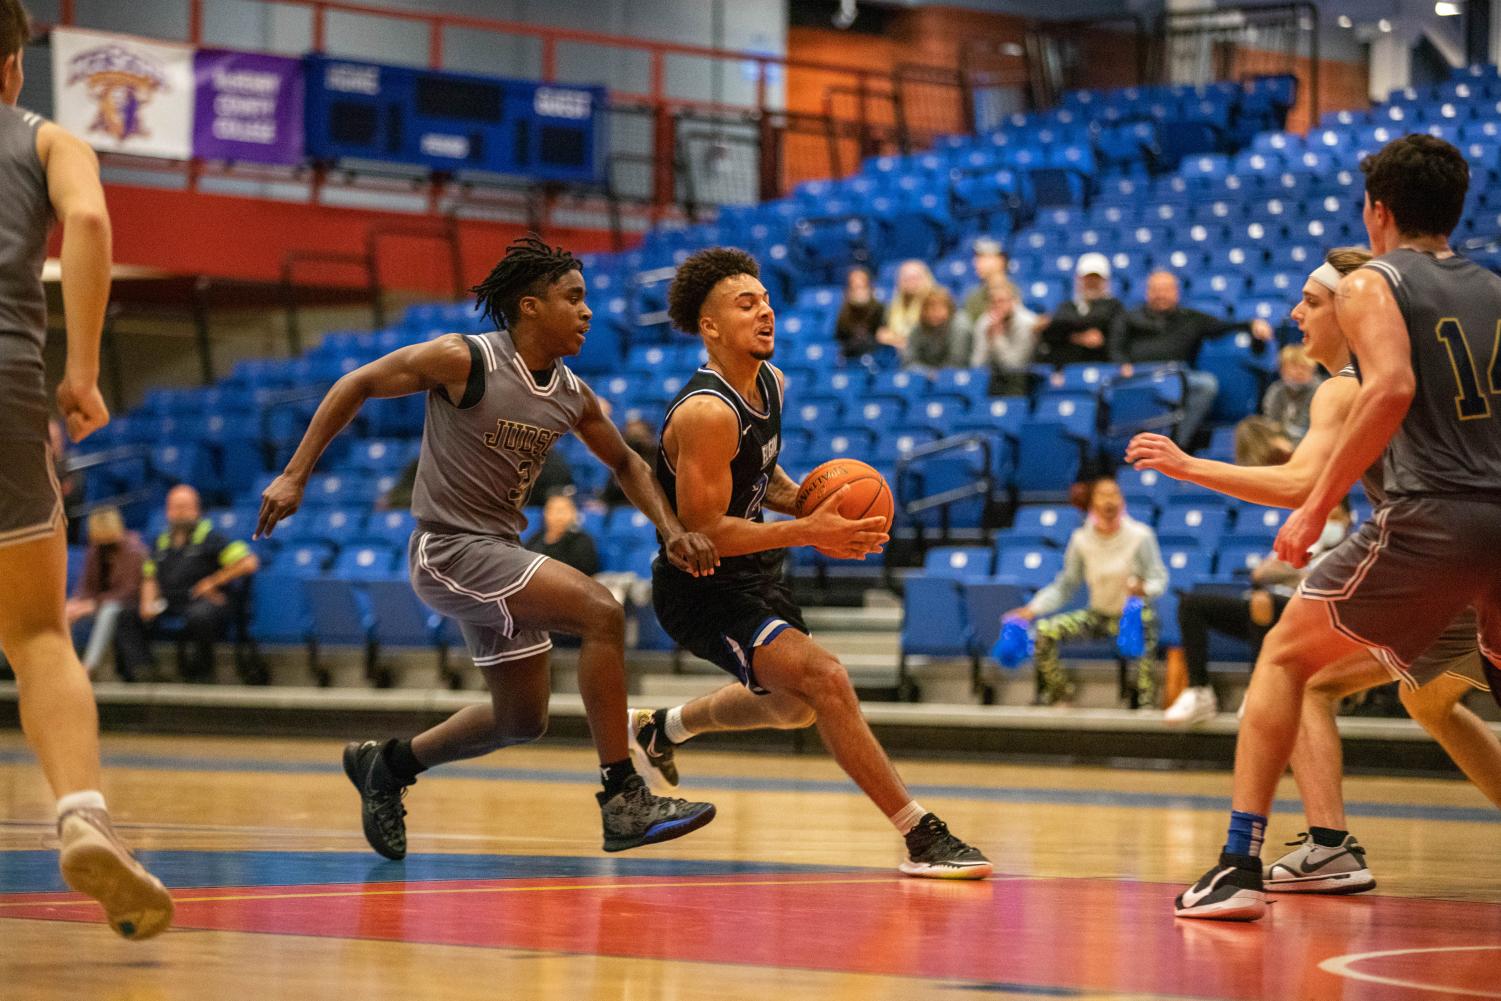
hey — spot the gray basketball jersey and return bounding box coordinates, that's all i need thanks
[411,329,591,540]
[0,104,50,364]
[1363,249,1501,498]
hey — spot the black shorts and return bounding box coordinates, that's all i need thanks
[651,559,808,694]
[1300,496,1501,686]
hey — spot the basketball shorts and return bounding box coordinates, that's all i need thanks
[408,528,552,667]
[651,559,808,695]
[0,356,63,550]
[1299,496,1501,689]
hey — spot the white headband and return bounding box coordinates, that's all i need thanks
[1309,262,1343,292]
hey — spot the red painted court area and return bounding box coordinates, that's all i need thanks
[6,870,1500,999]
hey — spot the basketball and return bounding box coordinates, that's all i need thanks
[795,458,894,557]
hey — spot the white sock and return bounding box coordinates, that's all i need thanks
[57,790,107,818]
[663,705,696,745]
[890,800,927,836]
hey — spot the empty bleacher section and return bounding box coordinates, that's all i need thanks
[59,64,1501,707]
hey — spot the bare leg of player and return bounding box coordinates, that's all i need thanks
[1402,671,1501,808]
[1288,654,1390,830]
[680,684,816,734]
[0,528,172,939]
[411,653,551,764]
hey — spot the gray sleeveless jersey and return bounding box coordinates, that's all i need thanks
[1363,249,1501,498]
[0,105,51,363]
[410,329,591,540]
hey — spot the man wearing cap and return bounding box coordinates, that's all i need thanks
[1110,270,1274,448]
[1037,253,1123,366]
[962,237,1010,327]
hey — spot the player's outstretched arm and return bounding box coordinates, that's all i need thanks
[39,123,112,444]
[572,386,718,577]
[668,396,886,559]
[1125,376,1359,510]
[1276,271,1414,565]
[256,334,472,538]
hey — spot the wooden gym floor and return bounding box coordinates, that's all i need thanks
[1,732,1497,1000]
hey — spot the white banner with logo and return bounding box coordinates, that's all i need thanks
[51,27,195,160]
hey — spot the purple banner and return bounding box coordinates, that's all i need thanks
[193,49,303,164]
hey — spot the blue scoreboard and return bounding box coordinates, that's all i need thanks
[303,55,607,184]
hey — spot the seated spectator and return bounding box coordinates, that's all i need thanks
[524,491,599,577]
[1109,270,1274,449]
[1167,504,1352,725]
[969,275,1038,395]
[1007,476,1168,706]
[1036,253,1122,366]
[1234,415,1296,466]
[877,259,934,349]
[961,237,1009,326]
[1261,344,1322,442]
[139,485,259,682]
[66,507,150,680]
[902,287,971,372]
[601,418,657,507]
[834,266,885,361]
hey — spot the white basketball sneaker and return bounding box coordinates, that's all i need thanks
[1264,832,1376,894]
[58,807,173,940]
[1164,685,1218,726]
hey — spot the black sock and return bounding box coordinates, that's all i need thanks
[599,758,637,800]
[380,738,427,786]
[651,707,678,746]
[1309,826,1348,848]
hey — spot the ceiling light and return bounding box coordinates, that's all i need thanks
[1435,1,1461,14]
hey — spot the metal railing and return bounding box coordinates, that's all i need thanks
[895,433,996,541]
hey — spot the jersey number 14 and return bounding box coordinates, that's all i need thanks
[1435,318,1501,420]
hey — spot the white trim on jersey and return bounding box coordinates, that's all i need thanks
[509,353,563,398]
[469,334,499,372]
[1364,259,1403,288]
[699,367,771,419]
[659,387,745,474]
[563,367,580,393]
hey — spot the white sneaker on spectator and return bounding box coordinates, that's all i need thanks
[1164,685,1218,726]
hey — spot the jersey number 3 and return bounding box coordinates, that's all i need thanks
[1435,318,1501,421]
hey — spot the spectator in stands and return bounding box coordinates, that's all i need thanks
[1036,253,1122,366]
[524,491,599,577]
[1109,270,1274,449]
[601,418,657,508]
[1168,503,1352,725]
[1234,415,1296,467]
[834,266,884,361]
[961,236,1009,326]
[969,275,1038,395]
[138,485,259,682]
[66,507,150,680]
[1006,476,1168,706]
[1261,344,1322,442]
[877,259,934,349]
[902,287,971,372]
[49,418,82,541]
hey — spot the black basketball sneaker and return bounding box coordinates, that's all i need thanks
[900,814,993,879]
[598,774,715,852]
[343,740,412,861]
[1175,853,1267,920]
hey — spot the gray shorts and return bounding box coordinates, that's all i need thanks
[1300,497,1501,689]
[408,528,552,667]
[0,358,63,550]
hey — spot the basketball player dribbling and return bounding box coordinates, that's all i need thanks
[258,236,720,857]
[0,0,172,939]
[625,247,991,878]
[1127,246,1501,897]
[1172,135,1501,920]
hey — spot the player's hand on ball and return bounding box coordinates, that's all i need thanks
[665,530,719,577]
[806,485,889,558]
[256,474,306,539]
[56,376,109,443]
[1273,503,1324,568]
[1125,433,1189,477]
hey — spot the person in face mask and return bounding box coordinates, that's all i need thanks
[1128,247,1501,899]
[138,484,259,682]
[65,507,151,679]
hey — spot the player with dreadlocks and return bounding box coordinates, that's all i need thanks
[259,234,721,857]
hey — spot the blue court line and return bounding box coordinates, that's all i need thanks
[1,749,1497,824]
[0,849,855,895]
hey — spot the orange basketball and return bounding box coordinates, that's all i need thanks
[794,458,894,558]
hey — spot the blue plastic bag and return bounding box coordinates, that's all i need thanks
[1117,595,1145,659]
[991,615,1035,670]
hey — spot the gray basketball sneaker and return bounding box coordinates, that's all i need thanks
[58,807,174,940]
[1264,832,1376,894]
[598,775,714,852]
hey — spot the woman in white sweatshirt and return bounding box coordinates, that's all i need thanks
[1007,476,1169,705]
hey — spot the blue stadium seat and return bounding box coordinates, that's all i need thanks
[870,370,931,405]
[845,398,907,430]
[1157,503,1230,543]
[898,576,971,697]
[249,573,311,646]
[1013,421,1084,500]
[1215,544,1267,577]
[1161,545,1213,580]
[279,542,336,576]
[923,546,993,579]
[993,545,1065,588]
[332,545,400,580]
[286,507,366,547]
[1011,505,1083,546]
[1230,505,1288,541]
[305,473,374,508]
[366,509,418,546]
[305,577,375,649]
